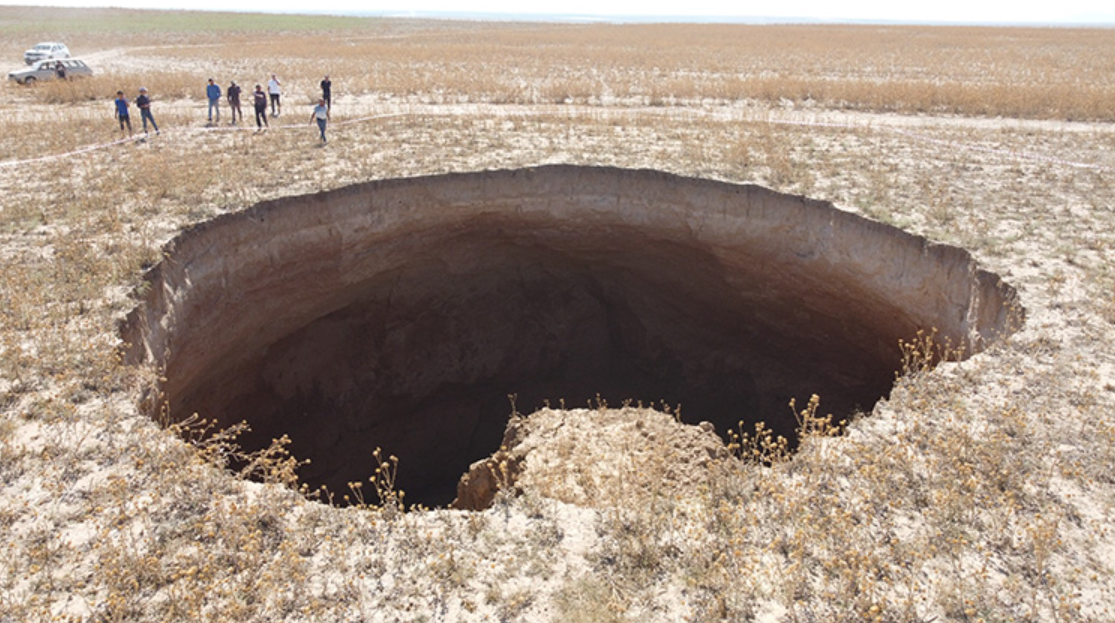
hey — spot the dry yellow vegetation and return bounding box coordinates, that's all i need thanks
[1,8,1114,622]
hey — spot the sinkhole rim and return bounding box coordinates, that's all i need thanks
[120,165,1024,509]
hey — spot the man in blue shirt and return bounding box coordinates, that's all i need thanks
[206,78,221,125]
[114,91,132,136]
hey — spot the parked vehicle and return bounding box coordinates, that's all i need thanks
[8,58,92,85]
[23,42,70,65]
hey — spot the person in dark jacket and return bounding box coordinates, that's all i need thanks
[320,74,331,110]
[136,87,159,135]
[227,80,242,125]
[252,84,269,130]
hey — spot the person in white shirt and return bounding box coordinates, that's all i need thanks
[309,98,329,143]
[267,74,281,117]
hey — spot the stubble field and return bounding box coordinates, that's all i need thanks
[1,8,1115,622]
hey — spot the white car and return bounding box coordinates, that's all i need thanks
[23,42,70,65]
[8,59,92,85]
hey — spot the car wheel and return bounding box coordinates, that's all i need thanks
[23,76,35,85]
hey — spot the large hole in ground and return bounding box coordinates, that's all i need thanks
[122,165,1021,508]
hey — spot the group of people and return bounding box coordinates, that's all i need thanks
[206,73,285,129]
[113,86,158,137]
[112,74,333,143]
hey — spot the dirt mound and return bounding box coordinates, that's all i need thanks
[453,407,729,510]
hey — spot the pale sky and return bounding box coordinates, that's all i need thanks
[5,0,1115,24]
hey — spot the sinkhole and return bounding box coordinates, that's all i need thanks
[121,165,1021,508]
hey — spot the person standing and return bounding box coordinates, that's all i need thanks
[113,90,132,136]
[267,73,281,117]
[136,86,159,135]
[206,78,221,125]
[55,61,66,80]
[320,74,332,110]
[227,80,242,125]
[309,98,329,144]
[252,84,269,131]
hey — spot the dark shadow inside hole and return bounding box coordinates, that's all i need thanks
[177,236,897,508]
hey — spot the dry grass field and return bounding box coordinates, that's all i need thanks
[2,7,1115,622]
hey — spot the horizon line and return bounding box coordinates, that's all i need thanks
[290,8,1115,27]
